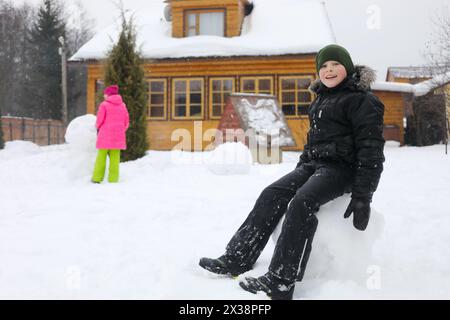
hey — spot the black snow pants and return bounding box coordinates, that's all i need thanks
[224,160,355,282]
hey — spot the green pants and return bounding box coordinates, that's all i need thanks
[92,149,121,183]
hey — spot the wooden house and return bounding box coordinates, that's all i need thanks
[387,67,450,125]
[382,67,450,145]
[386,66,435,84]
[69,0,407,151]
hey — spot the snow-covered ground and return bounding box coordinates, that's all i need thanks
[1,121,449,299]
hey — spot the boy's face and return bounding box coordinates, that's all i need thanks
[319,60,347,88]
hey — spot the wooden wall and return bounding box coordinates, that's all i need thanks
[87,55,316,151]
[86,54,405,151]
[373,90,406,145]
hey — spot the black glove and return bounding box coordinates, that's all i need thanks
[344,198,371,231]
[296,151,310,168]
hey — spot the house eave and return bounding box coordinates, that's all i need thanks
[69,52,318,64]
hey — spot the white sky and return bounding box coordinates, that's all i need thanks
[14,0,450,79]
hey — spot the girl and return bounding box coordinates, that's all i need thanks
[199,44,385,299]
[92,85,129,183]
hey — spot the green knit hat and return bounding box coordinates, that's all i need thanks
[316,44,355,75]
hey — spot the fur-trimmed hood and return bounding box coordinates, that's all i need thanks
[309,65,377,94]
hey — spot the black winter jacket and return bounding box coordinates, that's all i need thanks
[298,65,385,201]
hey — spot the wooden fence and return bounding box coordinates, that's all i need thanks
[1,117,66,146]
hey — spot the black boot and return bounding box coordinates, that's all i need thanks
[239,272,295,300]
[199,255,252,277]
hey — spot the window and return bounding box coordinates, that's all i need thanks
[240,77,273,95]
[279,76,314,117]
[148,79,167,119]
[185,10,225,37]
[172,78,204,119]
[209,78,235,119]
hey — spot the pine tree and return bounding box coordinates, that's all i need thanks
[27,0,65,120]
[104,15,148,161]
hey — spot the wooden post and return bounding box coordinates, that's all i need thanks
[47,121,51,145]
[32,122,36,143]
[59,36,68,127]
[56,123,60,144]
[21,117,26,140]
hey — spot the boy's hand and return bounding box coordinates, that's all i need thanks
[344,198,371,231]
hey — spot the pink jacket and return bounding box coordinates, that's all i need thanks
[95,94,129,150]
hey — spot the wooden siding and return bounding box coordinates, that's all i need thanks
[87,55,318,114]
[85,54,405,151]
[372,90,406,145]
[147,119,221,151]
[172,7,184,38]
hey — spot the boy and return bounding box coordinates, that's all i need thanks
[199,44,385,300]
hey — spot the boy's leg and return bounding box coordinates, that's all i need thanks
[238,162,354,299]
[92,149,108,183]
[108,150,121,183]
[268,162,354,283]
[223,162,316,270]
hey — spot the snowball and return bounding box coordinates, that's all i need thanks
[0,141,41,160]
[64,115,98,179]
[65,114,97,149]
[271,194,385,285]
[205,142,253,175]
[3,140,40,153]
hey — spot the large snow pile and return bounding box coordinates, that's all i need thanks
[65,114,97,148]
[0,140,41,161]
[272,196,385,286]
[0,140,449,299]
[64,115,98,179]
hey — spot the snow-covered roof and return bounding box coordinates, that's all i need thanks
[372,81,416,94]
[373,71,450,97]
[412,72,450,96]
[387,66,443,79]
[70,0,336,61]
